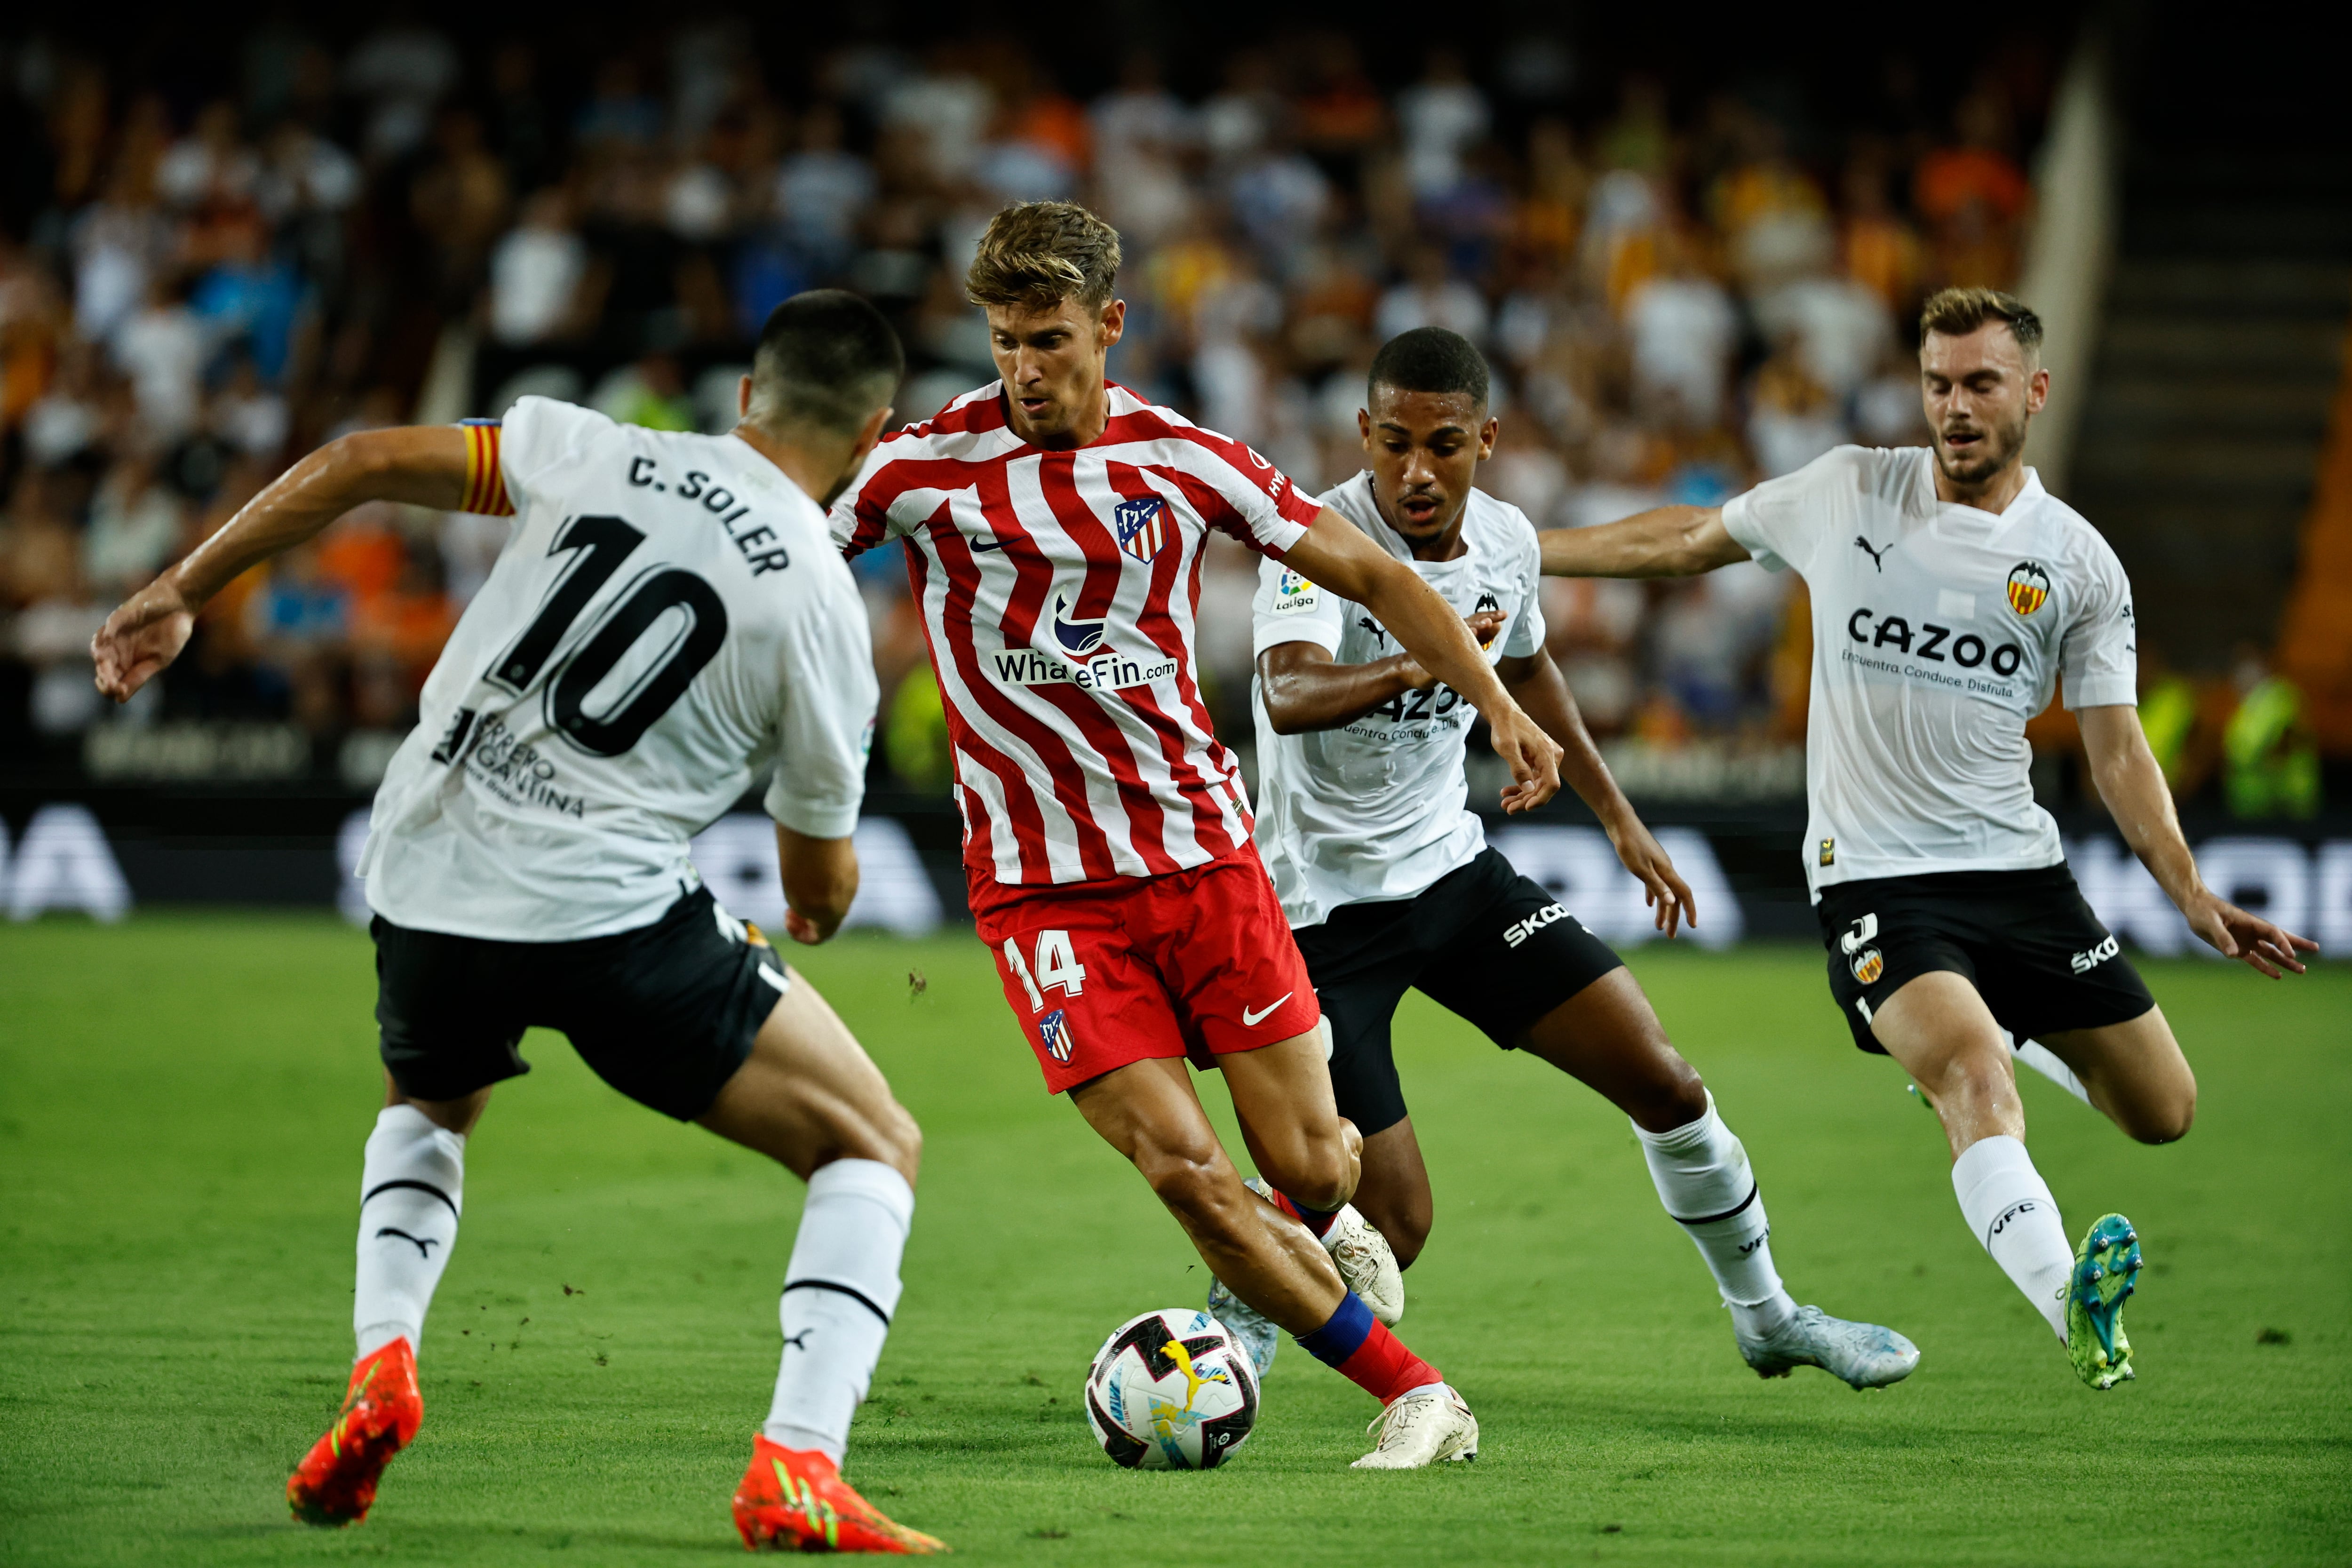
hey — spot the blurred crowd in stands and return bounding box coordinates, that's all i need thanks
[0,21,2084,798]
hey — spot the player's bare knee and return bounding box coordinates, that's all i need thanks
[866,1099,924,1185]
[2126,1083,2195,1145]
[1263,1140,1352,1213]
[1940,1039,2015,1102]
[1628,1054,1709,1133]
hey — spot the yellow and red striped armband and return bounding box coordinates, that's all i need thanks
[459,419,516,517]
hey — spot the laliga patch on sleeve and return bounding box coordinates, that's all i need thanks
[1271,567,1320,615]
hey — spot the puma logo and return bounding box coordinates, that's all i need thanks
[783,1329,814,1351]
[1854,537,1888,571]
[376,1227,440,1258]
[1356,615,1386,645]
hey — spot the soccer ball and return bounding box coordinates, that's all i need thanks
[1082,1308,1261,1469]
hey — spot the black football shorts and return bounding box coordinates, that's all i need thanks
[372,886,788,1120]
[1816,864,2156,1054]
[1290,847,1627,1138]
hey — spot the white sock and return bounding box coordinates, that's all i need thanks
[1635,1092,1795,1338]
[764,1159,914,1465]
[2015,1041,2093,1106]
[354,1105,466,1359]
[1951,1134,2072,1341]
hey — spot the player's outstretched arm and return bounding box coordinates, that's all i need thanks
[776,826,860,947]
[1499,647,1696,937]
[93,426,469,702]
[2078,704,2317,976]
[1538,504,1749,579]
[1283,508,1563,812]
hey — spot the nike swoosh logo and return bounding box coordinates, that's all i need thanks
[1241,993,1293,1027]
[970,535,1007,551]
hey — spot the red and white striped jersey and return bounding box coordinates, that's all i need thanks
[831,381,1324,907]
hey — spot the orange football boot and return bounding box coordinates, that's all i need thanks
[286,1337,423,1527]
[731,1434,945,1554]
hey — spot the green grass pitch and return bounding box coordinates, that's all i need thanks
[2,914,2347,1566]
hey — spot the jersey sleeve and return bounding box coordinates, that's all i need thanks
[1174,428,1326,559]
[827,440,907,561]
[1502,518,1547,658]
[487,396,613,517]
[1721,445,1868,574]
[1251,552,1347,656]
[761,561,880,839]
[2060,533,2139,710]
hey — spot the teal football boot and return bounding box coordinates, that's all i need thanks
[2066,1213,2142,1390]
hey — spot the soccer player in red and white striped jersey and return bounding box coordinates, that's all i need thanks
[833,202,1564,1466]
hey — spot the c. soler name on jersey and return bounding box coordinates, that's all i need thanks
[1841,604,2026,700]
[624,455,792,574]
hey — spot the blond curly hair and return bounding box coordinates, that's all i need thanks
[965,201,1122,313]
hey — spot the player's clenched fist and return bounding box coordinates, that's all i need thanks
[92,578,197,703]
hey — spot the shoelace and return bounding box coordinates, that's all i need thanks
[1364,1393,1438,1442]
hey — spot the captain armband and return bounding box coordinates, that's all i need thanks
[458,419,516,517]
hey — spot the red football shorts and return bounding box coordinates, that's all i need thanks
[976,848,1323,1094]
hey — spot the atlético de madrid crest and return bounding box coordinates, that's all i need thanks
[1114,496,1169,563]
[2006,560,2051,617]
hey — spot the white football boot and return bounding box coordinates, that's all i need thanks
[1737,1304,1921,1390]
[1323,1205,1406,1326]
[1243,1178,1406,1326]
[1351,1383,1479,1469]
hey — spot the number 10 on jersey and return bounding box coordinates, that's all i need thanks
[477,513,729,759]
[1004,931,1086,1011]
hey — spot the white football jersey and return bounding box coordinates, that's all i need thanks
[1250,472,1545,928]
[1722,445,2136,900]
[360,397,877,940]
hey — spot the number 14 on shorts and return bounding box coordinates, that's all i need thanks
[1004,931,1085,1064]
[1004,931,1086,1008]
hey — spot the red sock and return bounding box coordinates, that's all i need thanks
[1267,1187,1340,1239]
[1334,1320,1442,1405]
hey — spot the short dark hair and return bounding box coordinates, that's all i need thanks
[966,201,1121,313]
[1918,287,2045,358]
[746,290,905,436]
[1367,327,1490,411]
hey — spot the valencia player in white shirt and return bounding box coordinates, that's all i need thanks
[1247,327,1917,1393]
[93,293,944,1552]
[1537,287,2318,1391]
